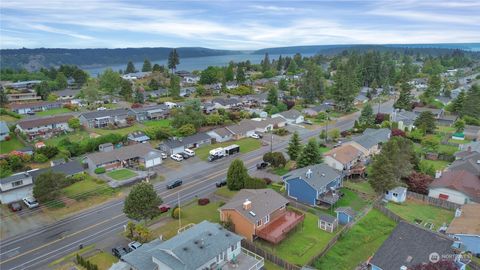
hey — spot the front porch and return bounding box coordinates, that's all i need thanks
[256,210,305,244]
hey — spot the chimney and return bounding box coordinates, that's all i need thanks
[243,199,252,210]
[455,208,462,218]
[435,170,442,179]
[306,169,313,178]
[333,153,337,158]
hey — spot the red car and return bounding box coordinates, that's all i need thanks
[158,204,171,213]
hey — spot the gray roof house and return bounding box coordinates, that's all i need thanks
[159,133,212,155]
[0,172,34,204]
[412,107,444,118]
[84,144,162,171]
[120,221,264,270]
[78,108,135,128]
[211,98,242,109]
[29,160,85,180]
[127,131,150,144]
[54,89,80,100]
[0,121,9,141]
[272,109,304,124]
[369,222,464,270]
[391,109,418,131]
[350,128,391,156]
[131,104,169,121]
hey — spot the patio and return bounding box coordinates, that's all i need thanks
[256,210,305,244]
[220,248,264,270]
[317,190,341,205]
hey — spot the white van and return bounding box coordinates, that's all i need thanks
[183,148,195,157]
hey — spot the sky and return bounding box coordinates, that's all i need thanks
[1,0,479,50]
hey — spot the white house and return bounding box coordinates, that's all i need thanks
[428,170,480,205]
[0,172,34,204]
[272,109,304,124]
[384,187,407,203]
[16,115,73,140]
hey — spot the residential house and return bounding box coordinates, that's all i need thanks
[459,141,480,153]
[159,133,211,155]
[435,96,452,106]
[384,187,407,203]
[176,70,200,84]
[245,92,269,105]
[272,109,304,124]
[335,207,356,225]
[409,78,428,90]
[16,115,73,140]
[121,72,151,81]
[29,160,85,180]
[54,89,80,100]
[428,170,480,204]
[318,214,338,233]
[119,221,264,270]
[0,121,9,141]
[10,101,63,115]
[6,92,42,103]
[131,104,169,121]
[354,94,368,105]
[446,204,480,254]
[3,80,42,90]
[284,164,343,206]
[302,104,332,117]
[127,131,150,144]
[369,222,466,270]
[207,127,235,143]
[180,87,196,97]
[391,109,418,131]
[208,118,285,142]
[0,172,33,204]
[464,125,480,141]
[347,128,391,157]
[412,107,444,118]
[247,108,268,118]
[219,189,305,243]
[83,143,162,172]
[78,108,135,128]
[324,144,365,173]
[99,142,114,152]
[211,98,242,110]
[448,151,480,176]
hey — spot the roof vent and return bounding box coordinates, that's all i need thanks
[207,232,212,236]
[194,240,199,244]
[321,173,326,177]
[225,233,230,237]
[405,256,413,263]
[306,169,313,178]
[199,245,204,249]
[400,266,408,270]
[455,208,462,218]
[249,211,256,217]
[183,247,188,251]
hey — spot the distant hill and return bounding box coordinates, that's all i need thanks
[0,47,242,70]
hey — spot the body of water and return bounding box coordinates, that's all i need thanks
[84,53,315,76]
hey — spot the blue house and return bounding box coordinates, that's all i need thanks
[335,207,356,225]
[446,204,480,254]
[284,164,342,207]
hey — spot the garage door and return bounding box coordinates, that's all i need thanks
[153,157,161,165]
[146,160,154,168]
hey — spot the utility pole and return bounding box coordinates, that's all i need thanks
[177,191,181,229]
[270,132,273,153]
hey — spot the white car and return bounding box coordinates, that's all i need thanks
[250,133,260,139]
[128,241,142,251]
[23,197,39,209]
[97,107,107,111]
[183,149,195,157]
[160,152,167,159]
[170,154,183,162]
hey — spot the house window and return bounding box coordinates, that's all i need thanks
[257,219,262,226]
[393,193,398,197]
[231,244,236,252]
[265,215,270,224]
[11,180,23,187]
[385,191,389,195]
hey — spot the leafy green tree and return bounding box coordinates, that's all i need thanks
[169,75,181,97]
[359,103,375,127]
[287,59,298,74]
[142,59,152,72]
[287,131,302,161]
[227,159,249,191]
[119,79,133,101]
[225,63,234,82]
[279,78,288,92]
[123,182,162,221]
[125,61,136,73]
[200,66,222,84]
[328,128,340,140]
[300,63,325,103]
[72,69,88,86]
[236,67,246,84]
[55,72,68,89]
[454,119,465,133]
[421,135,440,152]
[99,68,122,96]
[168,49,180,73]
[414,111,436,134]
[33,171,66,202]
[267,85,278,106]
[81,79,100,103]
[178,124,196,136]
[68,118,81,130]
[319,130,327,142]
[297,138,322,168]
[152,64,162,72]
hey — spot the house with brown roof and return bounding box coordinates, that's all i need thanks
[449,151,480,176]
[447,204,480,254]
[428,170,480,204]
[324,144,365,174]
[219,189,304,244]
[464,125,480,141]
[16,115,73,140]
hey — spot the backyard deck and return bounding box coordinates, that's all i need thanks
[256,210,305,244]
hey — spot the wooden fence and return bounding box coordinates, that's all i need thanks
[373,202,404,223]
[241,240,301,270]
[406,191,461,210]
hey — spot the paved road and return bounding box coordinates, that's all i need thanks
[0,100,394,270]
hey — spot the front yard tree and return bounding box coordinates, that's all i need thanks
[123,182,162,221]
[99,68,122,97]
[454,119,465,133]
[227,159,248,191]
[33,171,66,202]
[359,103,375,127]
[67,118,81,130]
[236,67,246,84]
[119,79,133,102]
[169,75,181,98]
[297,138,322,168]
[142,59,152,72]
[126,61,136,73]
[267,85,278,106]
[406,172,433,195]
[287,131,302,160]
[414,111,436,134]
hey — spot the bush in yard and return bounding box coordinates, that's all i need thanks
[273,128,289,136]
[263,178,273,185]
[33,171,66,202]
[178,124,196,137]
[131,103,143,108]
[244,177,267,189]
[171,206,181,219]
[419,161,436,177]
[410,260,458,270]
[406,172,433,195]
[33,153,48,163]
[391,128,406,137]
[35,145,59,159]
[198,198,210,205]
[94,167,106,174]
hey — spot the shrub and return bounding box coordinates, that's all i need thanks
[198,198,210,205]
[33,153,48,163]
[35,146,59,159]
[94,167,106,174]
[273,128,289,136]
[244,177,267,189]
[263,178,273,185]
[391,128,406,137]
[171,206,181,219]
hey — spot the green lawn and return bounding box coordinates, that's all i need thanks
[62,176,116,200]
[152,201,222,240]
[88,252,118,270]
[0,114,19,122]
[420,159,450,171]
[0,136,25,154]
[448,138,471,145]
[106,169,138,180]
[436,126,456,134]
[214,186,238,199]
[195,138,262,161]
[343,181,376,196]
[271,166,289,176]
[143,119,171,128]
[36,108,72,116]
[334,188,368,211]
[386,199,454,229]
[256,209,336,266]
[45,130,90,147]
[438,144,459,155]
[319,146,331,154]
[314,209,397,270]
[263,260,283,270]
[90,123,144,136]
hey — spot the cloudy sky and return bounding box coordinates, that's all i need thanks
[1,0,479,49]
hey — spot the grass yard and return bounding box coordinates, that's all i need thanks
[314,209,396,270]
[448,138,471,144]
[343,180,376,196]
[0,136,25,154]
[0,114,19,122]
[335,188,368,211]
[90,123,144,136]
[143,119,171,128]
[214,186,238,199]
[420,159,450,171]
[436,126,456,134]
[45,130,90,146]
[36,108,72,116]
[438,144,459,155]
[386,199,454,229]
[152,201,222,240]
[263,260,283,270]
[319,146,331,154]
[88,252,118,270]
[256,209,336,266]
[195,138,262,161]
[106,169,138,180]
[62,176,116,200]
[271,166,289,176]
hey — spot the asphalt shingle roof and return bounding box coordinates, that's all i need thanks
[29,160,85,180]
[17,115,73,129]
[352,128,390,150]
[161,133,211,148]
[284,163,341,191]
[85,144,161,165]
[79,108,134,120]
[277,109,302,120]
[319,214,337,224]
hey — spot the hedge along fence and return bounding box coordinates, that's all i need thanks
[241,240,301,270]
[406,191,462,210]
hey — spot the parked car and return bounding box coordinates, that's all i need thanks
[160,152,167,159]
[166,179,183,189]
[208,155,222,162]
[97,107,107,111]
[304,120,313,125]
[256,162,269,170]
[27,111,35,115]
[23,196,39,209]
[112,247,129,258]
[128,241,142,251]
[9,202,22,212]
[215,179,227,187]
[158,204,171,213]
[183,148,195,157]
[250,133,260,139]
[170,154,183,162]
[179,152,191,159]
[333,141,343,148]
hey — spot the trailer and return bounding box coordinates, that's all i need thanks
[208,144,240,162]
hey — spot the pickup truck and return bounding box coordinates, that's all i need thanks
[256,162,269,170]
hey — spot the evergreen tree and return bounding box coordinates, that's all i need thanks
[168,49,180,73]
[394,80,413,110]
[33,171,66,202]
[119,79,133,101]
[425,73,441,98]
[277,55,284,71]
[261,53,270,73]
[359,103,375,127]
[227,159,249,191]
[462,84,480,118]
[332,64,358,112]
[123,182,162,221]
[169,75,180,98]
[236,67,246,83]
[279,78,288,92]
[125,61,136,73]
[152,64,162,72]
[300,63,325,103]
[0,89,8,106]
[267,85,278,106]
[414,111,437,134]
[134,89,144,104]
[297,138,322,168]
[55,72,68,89]
[454,119,465,133]
[287,59,298,74]
[225,63,234,82]
[72,69,88,86]
[142,59,152,72]
[287,131,302,161]
[451,91,465,115]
